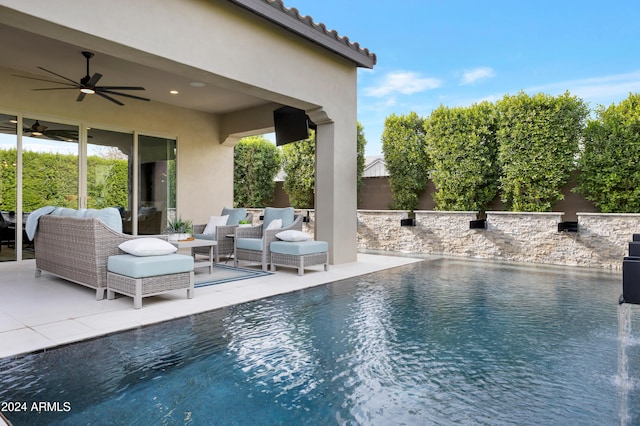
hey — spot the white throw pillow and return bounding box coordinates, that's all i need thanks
[266,218,282,230]
[276,230,312,242]
[203,215,229,236]
[119,238,177,257]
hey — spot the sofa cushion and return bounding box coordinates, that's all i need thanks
[119,238,177,257]
[108,254,193,278]
[270,240,328,256]
[236,237,264,251]
[85,207,123,233]
[263,207,294,229]
[222,207,247,225]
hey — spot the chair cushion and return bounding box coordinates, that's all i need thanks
[263,207,294,228]
[236,237,264,251]
[222,207,247,225]
[193,233,216,241]
[108,254,193,278]
[270,240,328,256]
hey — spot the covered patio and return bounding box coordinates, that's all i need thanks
[0,0,376,265]
[0,254,419,359]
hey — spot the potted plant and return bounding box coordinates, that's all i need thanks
[238,218,252,227]
[166,216,193,241]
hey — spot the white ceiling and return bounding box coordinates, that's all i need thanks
[0,22,271,114]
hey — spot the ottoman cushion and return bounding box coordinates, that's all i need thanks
[108,254,193,278]
[270,240,328,256]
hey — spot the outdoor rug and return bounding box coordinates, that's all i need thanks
[194,264,272,288]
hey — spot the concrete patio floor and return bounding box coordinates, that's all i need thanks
[0,253,422,359]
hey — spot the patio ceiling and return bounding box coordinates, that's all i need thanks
[0,22,271,115]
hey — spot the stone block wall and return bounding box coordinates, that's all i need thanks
[357,210,640,270]
[248,208,640,269]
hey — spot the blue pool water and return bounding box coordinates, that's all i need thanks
[1,257,639,425]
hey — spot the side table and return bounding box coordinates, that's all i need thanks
[169,239,218,274]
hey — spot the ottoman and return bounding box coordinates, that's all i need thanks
[270,240,329,276]
[107,254,194,309]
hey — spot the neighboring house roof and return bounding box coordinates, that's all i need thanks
[228,0,377,69]
[363,155,388,178]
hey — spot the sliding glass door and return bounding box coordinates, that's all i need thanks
[0,112,177,261]
[137,135,176,235]
[0,114,18,261]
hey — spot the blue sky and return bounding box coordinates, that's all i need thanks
[289,0,640,155]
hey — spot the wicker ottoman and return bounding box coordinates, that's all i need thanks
[106,254,194,309]
[270,240,329,276]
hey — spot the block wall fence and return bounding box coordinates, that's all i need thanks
[249,208,640,270]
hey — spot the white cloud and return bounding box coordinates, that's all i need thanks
[524,71,640,105]
[364,71,442,97]
[460,67,495,85]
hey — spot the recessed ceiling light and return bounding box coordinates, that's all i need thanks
[170,90,179,95]
[190,82,205,87]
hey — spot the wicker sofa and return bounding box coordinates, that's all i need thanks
[34,214,158,300]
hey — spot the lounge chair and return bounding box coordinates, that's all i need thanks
[193,207,253,262]
[234,207,303,271]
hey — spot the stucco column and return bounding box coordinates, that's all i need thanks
[315,120,358,264]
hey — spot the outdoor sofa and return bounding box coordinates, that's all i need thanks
[33,207,163,300]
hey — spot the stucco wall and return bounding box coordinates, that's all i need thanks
[0,66,232,225]
[356,210,640,270]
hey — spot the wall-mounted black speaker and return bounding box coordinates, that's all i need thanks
[274,106,310,146]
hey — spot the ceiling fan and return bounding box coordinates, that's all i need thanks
[0,119,84,141]
[14,51,150,106]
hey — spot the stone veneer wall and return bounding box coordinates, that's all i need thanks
[248,208,640,269]
[357,210,640,270]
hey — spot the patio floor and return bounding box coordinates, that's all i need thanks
[0,253,421,359]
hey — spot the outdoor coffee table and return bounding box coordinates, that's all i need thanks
[169,238,217,274]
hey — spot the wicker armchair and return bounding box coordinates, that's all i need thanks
[192,210,253,262]
[234,207,303,271]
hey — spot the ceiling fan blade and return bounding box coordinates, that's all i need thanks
[95,91,124,106]
[37,66,79,85]
[13,74,78,87]
[96,86,146,91]
[98,89,150,102]
[77,92,87,102]
[33,87,81,91]
[86,73,103,87]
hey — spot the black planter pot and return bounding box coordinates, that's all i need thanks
[469,219,486,230]
[400,218,416,227]
[557,221,578,233]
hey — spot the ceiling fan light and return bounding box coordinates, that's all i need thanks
[80,87,95,94]
[31,131,43,136]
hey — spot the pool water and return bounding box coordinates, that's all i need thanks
[1,257,639,425]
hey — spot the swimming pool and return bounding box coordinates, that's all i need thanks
[1,257,638,425]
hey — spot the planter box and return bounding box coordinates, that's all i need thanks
[469,219,486,230]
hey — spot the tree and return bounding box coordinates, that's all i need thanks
[577,93,640,212]
[425,102,499,212]
[496,91,588,212]
[281,132,315,208]
[233,136,281,208]
[357,122,367,199]
[381,112,429,211]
